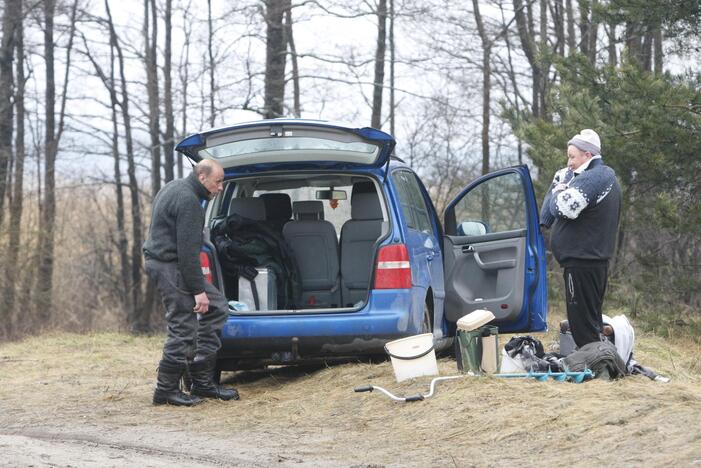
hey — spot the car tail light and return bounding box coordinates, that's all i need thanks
[200,252,213,284]
[373,244,412,289]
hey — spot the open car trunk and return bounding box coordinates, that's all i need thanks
[206,172,389,314]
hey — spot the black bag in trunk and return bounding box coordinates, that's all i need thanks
[212,214,302,309]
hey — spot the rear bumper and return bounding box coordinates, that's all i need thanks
[218,289,416,361]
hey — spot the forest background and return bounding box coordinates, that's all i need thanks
[0,0,699,340]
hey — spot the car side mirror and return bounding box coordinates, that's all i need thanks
[457,221,488,236]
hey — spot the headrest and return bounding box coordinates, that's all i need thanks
[351,192,382,220]
[228,197,266,220]
[352,181,375,196]
[259,193,292,221]
[292,200,324,221]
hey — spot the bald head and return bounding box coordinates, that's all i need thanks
[194,159,224,199]
[194,159,223,177]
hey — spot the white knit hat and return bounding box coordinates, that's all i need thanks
[568,129,601,155]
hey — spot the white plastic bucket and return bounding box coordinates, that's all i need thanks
[384,333,439,382]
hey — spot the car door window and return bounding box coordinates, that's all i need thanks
[452,172,525,235]
[392,171,432,233]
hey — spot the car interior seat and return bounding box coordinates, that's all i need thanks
[340,182,384,307]
[259,193,292,234]
[282,200,341,308]
[228,197,266,220]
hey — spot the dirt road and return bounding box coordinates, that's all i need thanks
[1,332,700,467]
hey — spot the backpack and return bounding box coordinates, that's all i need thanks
[563,340,627,380]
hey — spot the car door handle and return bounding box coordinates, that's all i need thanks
[474,252,516,270]
[462,245,474,253]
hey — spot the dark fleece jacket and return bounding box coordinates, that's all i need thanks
[143,172,210,294]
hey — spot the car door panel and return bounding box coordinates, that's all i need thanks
[443,166,547,333]
[443,234,525,323]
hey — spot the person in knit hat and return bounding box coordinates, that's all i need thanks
[540,129,622,348]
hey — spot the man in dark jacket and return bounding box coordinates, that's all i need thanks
[143,159,238,406]
[540,129,622,348]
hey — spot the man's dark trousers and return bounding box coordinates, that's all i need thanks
[563,261,608,347]
[145,259,228,363]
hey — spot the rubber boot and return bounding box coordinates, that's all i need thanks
[190,356,240,401]
[153,359,204,406]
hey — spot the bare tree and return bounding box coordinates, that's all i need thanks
[263,0,290,118]
[371,0,387,129]
[389,0,395,135]
[513,0,543,118]
[144,0,161,196]
[106,0,144,331]
[207,0,216,126]
[163,0,174,182]
[0,0,20,229]
[3,0,22,338]
[552,0,566,57]
[80,14,133,316]
[35,0,78,323]
[178,1,193,179]
[285,5,300,117]
[473,0,491,175]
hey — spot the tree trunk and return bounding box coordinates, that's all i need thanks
[565,0,576,54]
[513,0,541,118]
[36,0,57,324]
[587,0,599,64]
[606,20,617,66]
[144,0,161,197]
[653,28,663,74]
[207,0,216,126]
[553,0,566,57]
[539,0,548,120]
[389,0,395,135]
[36,0,78,324]
[578,0,590,57]
[371,0,387,129]
[109,22,131,313]
[141,0,161,331]
[178,4,192,179]
[163,0,174,183]
[473,0,490,176]
[106,0,144,331]
[0,0,19,229]
[263,0,289,119]
[625,21,643,65]
[642,30,653,72]
[3,0,22,338]
[285,6,300,117]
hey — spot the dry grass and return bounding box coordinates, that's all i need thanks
[1,325,700,467]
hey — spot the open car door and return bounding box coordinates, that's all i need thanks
[443,166,547,333]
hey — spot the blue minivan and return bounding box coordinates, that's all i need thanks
[176,119,547,373]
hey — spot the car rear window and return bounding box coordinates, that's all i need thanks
[199,137,380,167]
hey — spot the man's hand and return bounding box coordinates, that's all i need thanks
[193,292,209,314]
[553,183,568,193]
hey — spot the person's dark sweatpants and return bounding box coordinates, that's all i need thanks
[563,261,608,348]
[145,259,228,364]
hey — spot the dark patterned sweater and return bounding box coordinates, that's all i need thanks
[143,172,210,294]
[540,158,622,266]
